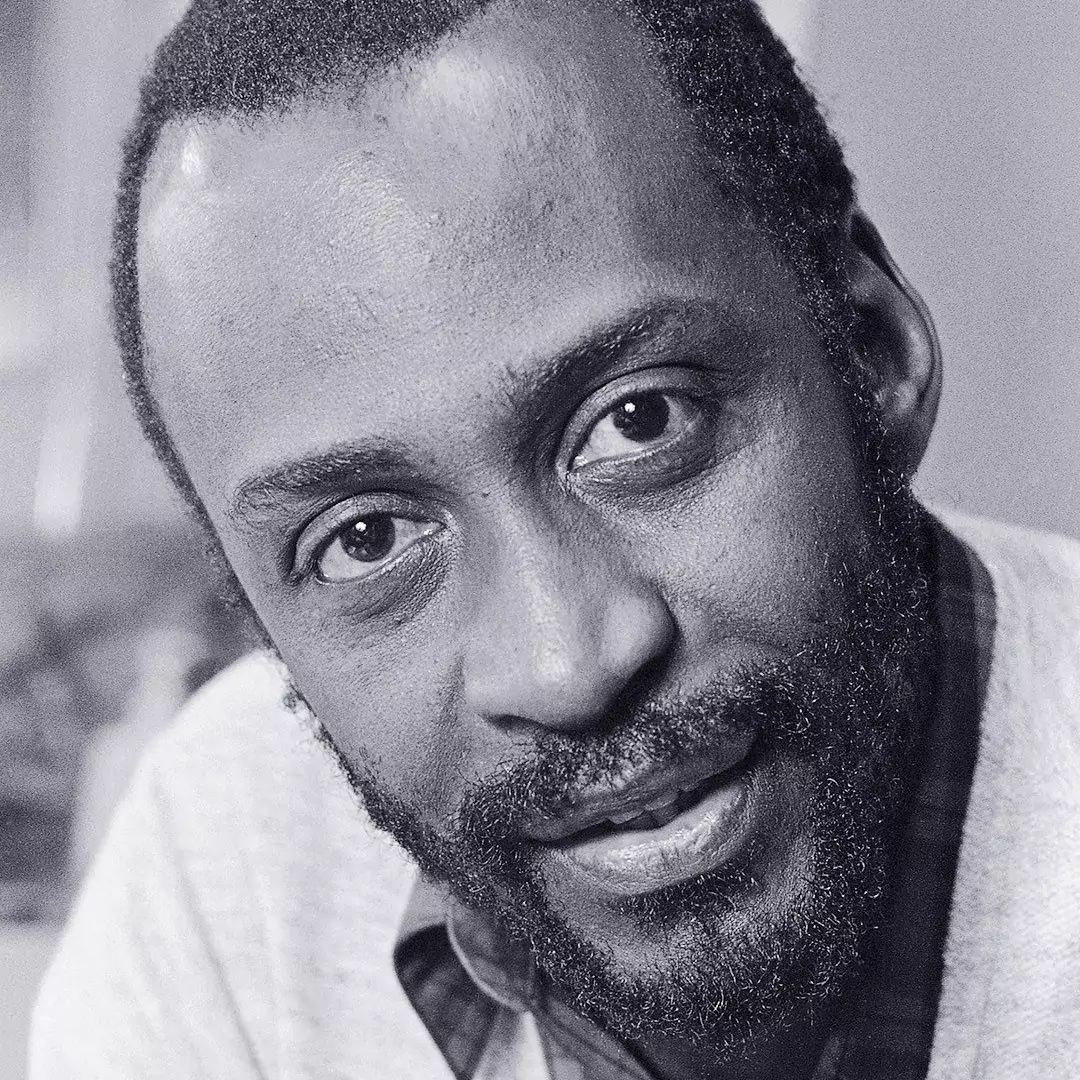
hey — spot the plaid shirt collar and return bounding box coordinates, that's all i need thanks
[392,513,995,1080]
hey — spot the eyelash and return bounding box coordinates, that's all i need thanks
[318,517,443,584]
[290,495,430,584]
[562,366,721,476]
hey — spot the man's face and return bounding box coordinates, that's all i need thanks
[138,0,932,1056]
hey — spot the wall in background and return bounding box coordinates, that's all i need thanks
[0,0,186,544]
[810,1,1080,538]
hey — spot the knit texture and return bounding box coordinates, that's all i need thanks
[928,511,1080,1079]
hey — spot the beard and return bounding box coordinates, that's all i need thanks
[299,472,936,1061]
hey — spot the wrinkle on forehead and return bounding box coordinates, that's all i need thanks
[135,0,772,441]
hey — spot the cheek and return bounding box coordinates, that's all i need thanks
[258,598,484,824]
[636,393,871,650]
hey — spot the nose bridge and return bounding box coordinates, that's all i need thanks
[461,510,674,731]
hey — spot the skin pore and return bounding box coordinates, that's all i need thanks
[135,0,941,1076]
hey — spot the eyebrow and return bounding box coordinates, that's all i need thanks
[229,440,420,531]
[497,305,674,411]
[228,302,687,532]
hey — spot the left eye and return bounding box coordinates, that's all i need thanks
[572,390,699,470]
[316,513,442,583]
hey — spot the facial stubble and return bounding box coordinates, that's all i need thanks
[301,480,936,1059]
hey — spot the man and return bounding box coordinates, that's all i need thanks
[31,0,1080,1077]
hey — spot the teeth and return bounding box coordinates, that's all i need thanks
[644,792,680,814]
[604,791,680,828]
[576,770,728,837]
[649,801,683,828]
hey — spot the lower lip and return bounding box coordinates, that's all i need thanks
[545,766,754,897]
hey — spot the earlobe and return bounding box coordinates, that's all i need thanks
[847,211,942,477]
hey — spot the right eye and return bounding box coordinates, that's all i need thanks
[314,513,442,583]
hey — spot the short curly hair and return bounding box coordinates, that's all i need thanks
[111,0,861,567]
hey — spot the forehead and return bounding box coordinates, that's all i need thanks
[138,0,802,505]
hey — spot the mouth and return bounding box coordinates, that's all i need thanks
[522,731,762,897]
[520,729,756,844]
[549,764,746,845]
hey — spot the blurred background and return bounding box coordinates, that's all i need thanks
[1,0,1077,1074]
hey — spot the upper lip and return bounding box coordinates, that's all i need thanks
[518,730,757,845]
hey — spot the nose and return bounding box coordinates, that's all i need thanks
[461,526,675,733]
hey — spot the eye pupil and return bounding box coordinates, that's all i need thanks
[612,392,670,442]
[340,514,396,562]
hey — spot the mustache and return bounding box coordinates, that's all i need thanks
[428,626,921,922]
[452,654,818,849]
[311,653,833,910]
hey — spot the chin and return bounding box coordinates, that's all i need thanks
[497,736,905,1052]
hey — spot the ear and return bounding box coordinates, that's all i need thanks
[847,210,942,477]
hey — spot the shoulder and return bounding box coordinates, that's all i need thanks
[933,506,1080,727]
[933,505,1080,687]
[145,648,317,776]
[32,653,446,1078]
[934,506,1080,611]
[124,651,421,978]
[925,518,1080,1072]
[130,650,411,893]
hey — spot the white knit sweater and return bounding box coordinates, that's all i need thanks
[928,511,1080,1078]
[30,511,1080,1079]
